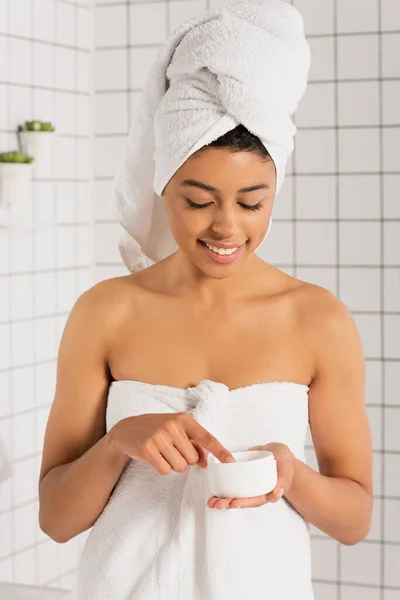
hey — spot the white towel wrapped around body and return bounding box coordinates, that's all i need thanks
[76,379,314,599]
[112,0,310,273]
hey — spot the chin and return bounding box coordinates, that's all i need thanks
[197,256,244,279]
[204,269,235,280]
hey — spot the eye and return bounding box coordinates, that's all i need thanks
[184,198,263,211]
[184,198,211,210]
[242,202,263,211]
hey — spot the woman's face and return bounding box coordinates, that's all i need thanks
[162,147,276,276]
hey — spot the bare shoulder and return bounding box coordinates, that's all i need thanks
[77,274,136,305]
[293,278,354,329]
[290,278,363,380]
[72,273,143,324]
[282,280,363,371]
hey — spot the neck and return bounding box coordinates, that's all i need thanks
[162,249,270,305]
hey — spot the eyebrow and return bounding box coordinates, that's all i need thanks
[180,179,269,194]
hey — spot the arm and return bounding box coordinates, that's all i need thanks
[39,280,130,544]
[284,290,373,545]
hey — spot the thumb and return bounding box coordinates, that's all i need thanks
[248,445,263,451]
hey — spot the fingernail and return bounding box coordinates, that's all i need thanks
[278,488,285,499]
[225,457,235,463]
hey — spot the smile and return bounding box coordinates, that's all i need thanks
[197,240,244,264]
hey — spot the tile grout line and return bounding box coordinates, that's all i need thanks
[332,0,342,596]
[30,0,40,586]
[5,0,16,584]
[378,1,386,598]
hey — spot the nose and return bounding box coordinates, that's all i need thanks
[210,206,240,239]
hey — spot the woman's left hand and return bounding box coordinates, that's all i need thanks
[207,442,296,510]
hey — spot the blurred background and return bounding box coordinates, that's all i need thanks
[0,0,399,598]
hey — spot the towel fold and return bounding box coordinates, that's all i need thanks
[113,0,310,273]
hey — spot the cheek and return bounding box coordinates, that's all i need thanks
[249,216,268,236]
[247,213,272,244]
[167,208,201,241]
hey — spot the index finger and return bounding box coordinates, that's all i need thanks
[183,416,235,463]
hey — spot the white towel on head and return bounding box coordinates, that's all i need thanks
[112,0,310,273]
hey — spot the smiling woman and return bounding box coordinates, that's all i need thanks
[37,2,373,600]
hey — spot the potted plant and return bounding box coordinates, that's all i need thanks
[0,150,34,212]
[18,120,55,176]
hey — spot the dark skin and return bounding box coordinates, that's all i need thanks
[38,148,373,545]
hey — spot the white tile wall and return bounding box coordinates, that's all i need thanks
[383,128,400,171]
[384,269,400,312]
[296,82,335,128]
[341,543,381,586]
[95,5,127,48]
[95,48,127,90]
[296,176,336,219]
[273,176,293,219]
[338,34,380,80]
[307,37,335,82]
[129,46,160,88]
[311,537,339,581]
[169,0,207,31]
[338,81,380,127]
[130,3,168,44]
[339,268,381,312]
[339,175,381,219]
[295,129,336,173]
[337,0,379,33]
[0,0,93,591]
[382,34,400,78]
[293,0,334,36]
[339,222,381,265]
[259,221,294,265]
[381,0,400,29]
[341,586,380,600]
[339,129,380,173]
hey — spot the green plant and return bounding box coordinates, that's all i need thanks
[18,120,55,133]
[0,151,34,164]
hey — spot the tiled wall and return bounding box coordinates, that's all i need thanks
[272,1,400,598]
[0,0,93,591]
[94,0,400,599]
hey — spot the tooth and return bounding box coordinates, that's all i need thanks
[204,242,238,255]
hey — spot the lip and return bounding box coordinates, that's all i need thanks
[200,240,245,249]
[198,239,244,264]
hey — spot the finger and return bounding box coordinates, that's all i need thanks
[184,417,235,464]
[229,495,268,509]
[270,456,290,501]
[207,495,268,509]
[191,441,208,469]
[168,430,200,467]
[207,496,233,510]
[163,420,200,466]
[141,441,173,475]
[268,486,285,502]
[247,445,263,451]
[157,437,190,473]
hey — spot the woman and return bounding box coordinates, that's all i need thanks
[38,2,373,599]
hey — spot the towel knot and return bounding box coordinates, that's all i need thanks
[187,379,230,428]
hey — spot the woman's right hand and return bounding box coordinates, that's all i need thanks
[110,413,235,475]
